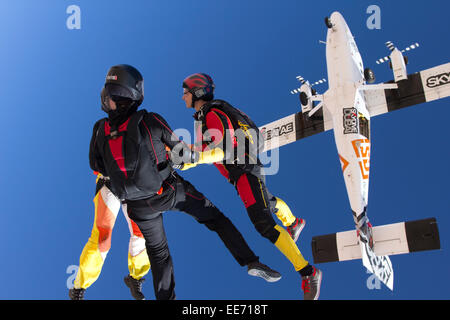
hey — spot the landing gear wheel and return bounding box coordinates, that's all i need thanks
[364,68,375,84]
[325,17,333,29]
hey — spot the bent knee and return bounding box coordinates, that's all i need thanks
[254,221,279,243]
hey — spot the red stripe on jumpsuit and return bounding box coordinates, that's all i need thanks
[208,108,236,147]
[130,219,144,238]
[236,174,257,208]
[195,110,236,180]
[104,119,130,178]
[96,189,116,253]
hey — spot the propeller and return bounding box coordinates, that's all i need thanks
[290,77,326,94]
[375,41,419,65]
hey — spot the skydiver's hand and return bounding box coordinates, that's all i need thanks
[171,163,184,170]
[168,149,184,166]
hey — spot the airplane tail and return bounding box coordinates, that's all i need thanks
[359,228,394,290]
[311,218,440,290]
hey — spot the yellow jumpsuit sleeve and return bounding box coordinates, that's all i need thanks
[180,148,225,171]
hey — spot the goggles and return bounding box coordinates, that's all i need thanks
[101,84,134,112]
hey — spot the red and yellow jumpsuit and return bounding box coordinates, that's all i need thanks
[73,173,150,290]
[191,101,311,274]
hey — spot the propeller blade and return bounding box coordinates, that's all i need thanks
[401,42,420,53]
[386,41,395,51]
[296,76,306,84]
[376,56,389,64]
[312,78,327,86]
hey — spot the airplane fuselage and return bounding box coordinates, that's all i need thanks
[321,12,394,289]
[323,12,371,226]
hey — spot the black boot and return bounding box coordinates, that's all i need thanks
[247,261,282,282]
[69,288,85,300]
[124,274,146,300]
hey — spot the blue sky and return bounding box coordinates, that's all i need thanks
[0,0,448,300]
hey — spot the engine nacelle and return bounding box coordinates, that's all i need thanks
[299,82,313,113]
[390,48,408,81]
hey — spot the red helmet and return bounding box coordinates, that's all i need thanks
[182,73,215,100]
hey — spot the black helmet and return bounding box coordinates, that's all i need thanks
[101,64,144,112]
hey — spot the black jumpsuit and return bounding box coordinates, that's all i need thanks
[89,110,259,300]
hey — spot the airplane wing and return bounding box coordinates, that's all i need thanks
[365,62,450,117]
[259,106,333,152]
[260,62,449,152]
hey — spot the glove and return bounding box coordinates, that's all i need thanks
[171,163,184,170]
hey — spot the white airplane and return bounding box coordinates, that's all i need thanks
[259,11,447,290]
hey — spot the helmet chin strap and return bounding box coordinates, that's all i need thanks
[189,89,197,109]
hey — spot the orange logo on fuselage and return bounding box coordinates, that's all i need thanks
[339,154,349,173]
[351,139,370,180]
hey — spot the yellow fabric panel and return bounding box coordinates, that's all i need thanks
[128,250,151,280]
[181,162,198,171]
[197,148,225,164]
[74,238,105,289]
[274,225,308,272]
[74,190,110,289]
[274,197,296,227]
